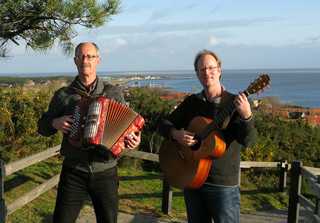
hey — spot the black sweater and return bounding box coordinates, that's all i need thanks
[158,91,257,186]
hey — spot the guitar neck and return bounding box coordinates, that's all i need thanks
[198,102,234,139]
[198,90,250,139]
[197,72,271,139]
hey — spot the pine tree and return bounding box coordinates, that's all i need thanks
[0,0,120,56]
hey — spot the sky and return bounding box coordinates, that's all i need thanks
[1,0,320,75]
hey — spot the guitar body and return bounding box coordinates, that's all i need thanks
[159,116,226,189]
[188,117,226,160]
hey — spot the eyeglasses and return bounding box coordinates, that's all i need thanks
[75,54,99,61]
[198,66,219,73]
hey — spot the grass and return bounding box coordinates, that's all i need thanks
[4,160,290,223]
[118,167,187,221]
[240,169,289,213]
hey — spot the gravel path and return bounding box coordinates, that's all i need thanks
[76,208,289,223]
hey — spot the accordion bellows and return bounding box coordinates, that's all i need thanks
[69,96,145,156]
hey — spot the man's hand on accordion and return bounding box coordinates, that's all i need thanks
[52,115,74,134]
[124,131,141,150]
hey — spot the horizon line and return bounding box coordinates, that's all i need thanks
[1,67,320,76]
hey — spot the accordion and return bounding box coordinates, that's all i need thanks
[68,96,145,156]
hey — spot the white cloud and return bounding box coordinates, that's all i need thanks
[103,37,128,53]
[208,36,220,46]
[306,35,320,44]
[93,17,281,36]
[114,38,128,47]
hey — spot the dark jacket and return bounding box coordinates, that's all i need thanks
[38,76,125,172]
[158,91,257,186]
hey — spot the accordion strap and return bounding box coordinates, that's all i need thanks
[102,84,110,97]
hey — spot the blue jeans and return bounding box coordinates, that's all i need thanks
[53,165,119,223]
[184,183,240,223]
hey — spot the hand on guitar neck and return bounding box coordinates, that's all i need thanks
[170,128,198,147]
[234,92,252,120]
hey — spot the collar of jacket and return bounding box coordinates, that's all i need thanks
[195,87,234,108]
[195,85,226,104]
[69,76,105,97]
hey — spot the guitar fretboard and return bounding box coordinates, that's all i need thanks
[198,98,234,139]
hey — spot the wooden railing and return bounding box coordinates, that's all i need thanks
[0,145,61,222]
[0,146,160,222]
[0,146,318,223]
[288,160,320,223]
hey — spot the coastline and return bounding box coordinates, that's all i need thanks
[1,75,320,123]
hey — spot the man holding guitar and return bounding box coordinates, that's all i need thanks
[158,49,258,223]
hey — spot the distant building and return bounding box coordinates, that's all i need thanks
[257,100,320,126]
[288,111,305,119]
[0,83,13,88]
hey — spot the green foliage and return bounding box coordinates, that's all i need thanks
[124,87,177,171]
[125,87,176,153]
[241,111,320,166]
[0,0,121,56]
[0,76,74,85]
[0,85,61,161]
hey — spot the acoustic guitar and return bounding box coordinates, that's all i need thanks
[159,74,270,189]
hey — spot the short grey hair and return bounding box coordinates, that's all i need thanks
[74,42,99,56]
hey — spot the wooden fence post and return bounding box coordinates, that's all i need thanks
[287,160,302,223]
[238,168,242,186]
[278,160,288,192]
[315,176,320,216]
[0,159,6,223]
[161,178,172,214]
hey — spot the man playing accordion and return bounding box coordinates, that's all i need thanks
[38,42,141,223]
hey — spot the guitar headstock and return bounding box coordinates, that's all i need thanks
[244,73,270,96]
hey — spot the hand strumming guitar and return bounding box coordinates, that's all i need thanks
[170,128,198,147]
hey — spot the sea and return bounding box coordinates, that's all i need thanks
[122,68,320,108]
[2,68,319,108]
